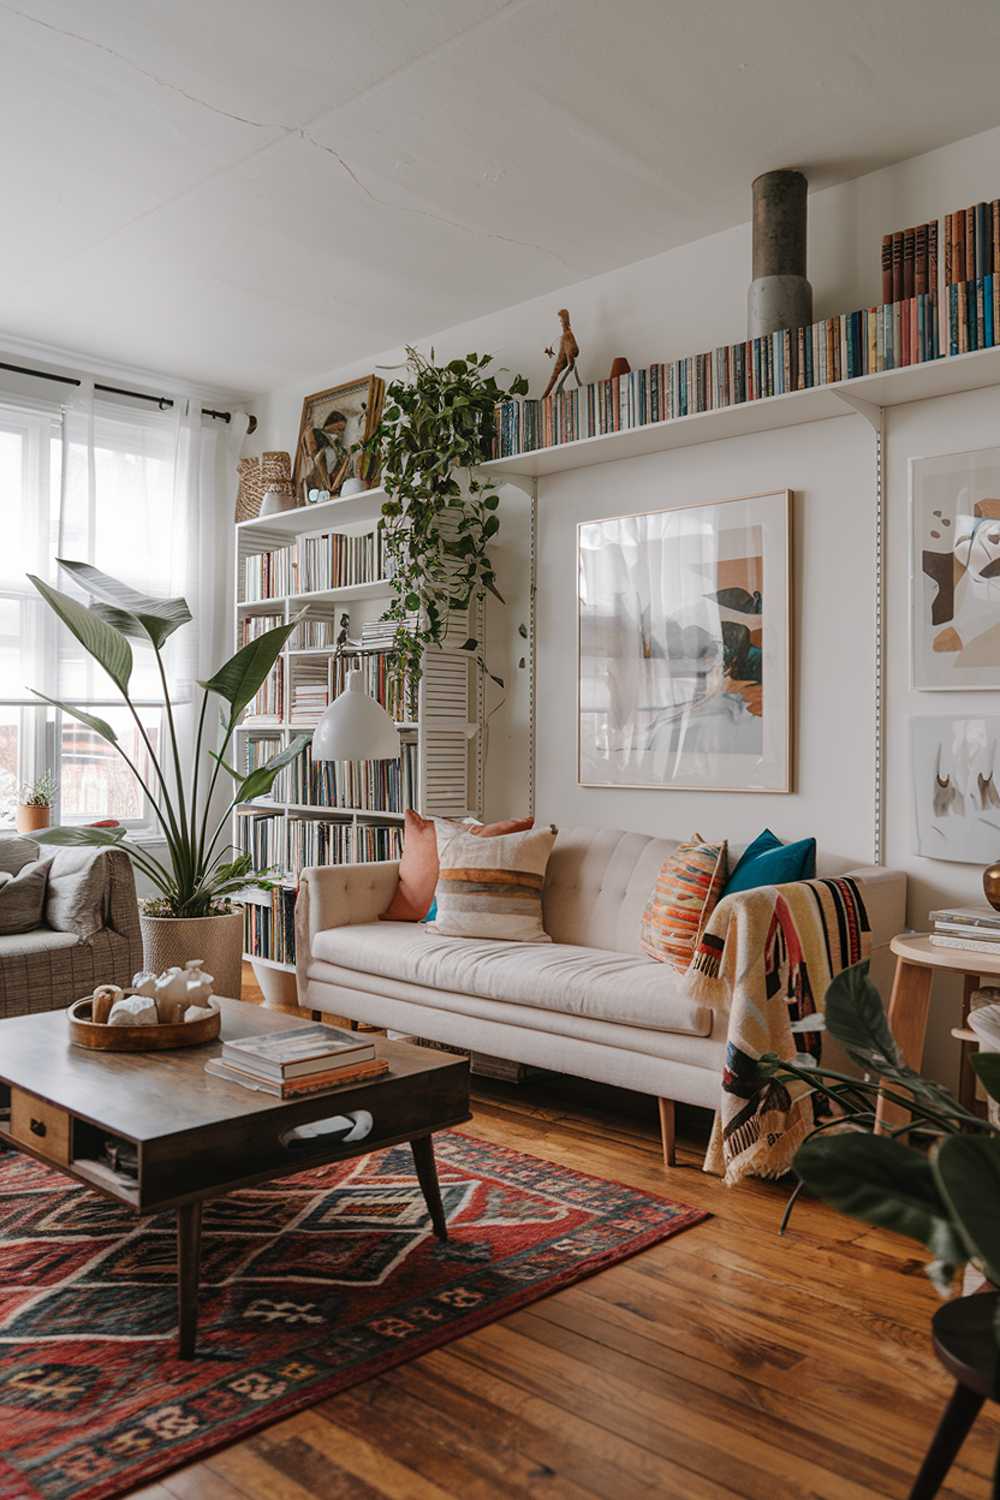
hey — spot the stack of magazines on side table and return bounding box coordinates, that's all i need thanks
[930,906,1000,958]
[206,1023,388,1098]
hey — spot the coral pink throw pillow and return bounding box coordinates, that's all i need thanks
[381,811,533,921]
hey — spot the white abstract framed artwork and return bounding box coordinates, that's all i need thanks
[911,715,1000,864]
[911,446,1000,690]
[577,490,792,793]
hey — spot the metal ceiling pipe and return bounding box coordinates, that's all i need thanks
[747,169,813,339]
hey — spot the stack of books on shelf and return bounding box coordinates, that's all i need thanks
[930,906,1000,956]
[945,198,1000,353]
[332,650,416,723]
[206,1023,388,1098]
[359,613,418,650]
[287,815,354,873]
[296,527,388,593]
[237,810,285,871]
[243,885,296,965]
[242,546,295,602]
[289,659,330,726]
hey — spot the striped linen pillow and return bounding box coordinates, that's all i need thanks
[428,825,557,942]
[640,834,728,972]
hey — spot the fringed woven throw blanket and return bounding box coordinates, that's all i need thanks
[688,877,871,1184]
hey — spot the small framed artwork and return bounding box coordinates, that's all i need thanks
[292,375,385,505]
[577,489,792,793]
[911,445,1000,689]
[911,714,1000,863]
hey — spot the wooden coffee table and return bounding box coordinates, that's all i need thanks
[0,998,470,1358]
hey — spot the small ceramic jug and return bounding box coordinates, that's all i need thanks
[152,966,189,1024]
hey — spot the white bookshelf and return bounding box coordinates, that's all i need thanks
[234,491,482,983]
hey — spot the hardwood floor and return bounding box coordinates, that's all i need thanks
[131,967,1000,1499]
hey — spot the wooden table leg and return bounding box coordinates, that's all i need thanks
[959,972,983,1117]
[177,1202,202,1359]
[411,1134,448,1241]
[875,959,934,1135]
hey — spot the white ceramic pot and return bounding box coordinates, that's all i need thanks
[340,477,367,496]
[259,487,295,516]
[139,911,244,1001]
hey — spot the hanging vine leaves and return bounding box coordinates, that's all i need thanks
[362,347,528,685]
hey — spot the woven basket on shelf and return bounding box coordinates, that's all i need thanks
[234,451,293,521]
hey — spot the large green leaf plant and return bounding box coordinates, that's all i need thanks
[752,961,1000,1321]
[27,560,309,918]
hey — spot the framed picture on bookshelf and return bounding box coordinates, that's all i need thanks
[293,375,385,505]
[577,490,792,793]
[911,445,1000,689]
[911,714,1000,862]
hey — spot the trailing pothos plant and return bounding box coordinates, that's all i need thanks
[363,346,528,687]
[750,961,1000,1316]
[26,560,308,918]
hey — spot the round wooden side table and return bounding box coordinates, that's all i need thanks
[908,1292,1000,1499]
[875,933,1000,1133]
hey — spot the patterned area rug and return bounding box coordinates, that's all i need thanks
[0,1130,707,1500]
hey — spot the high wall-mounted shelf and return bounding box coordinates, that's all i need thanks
[487,343,1000,479]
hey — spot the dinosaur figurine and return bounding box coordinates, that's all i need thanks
[542,308,581,398]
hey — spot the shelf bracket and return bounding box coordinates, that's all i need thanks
[475,467,537,500]
[831,389,882,432]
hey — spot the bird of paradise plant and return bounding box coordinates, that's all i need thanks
[26,559,308,917]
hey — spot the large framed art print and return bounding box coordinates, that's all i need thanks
[578,490,792,793]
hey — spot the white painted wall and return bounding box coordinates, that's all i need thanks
[251,121,1000,1089]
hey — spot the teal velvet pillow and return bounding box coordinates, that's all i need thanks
[420,898,438,924]
[723,829,816,896]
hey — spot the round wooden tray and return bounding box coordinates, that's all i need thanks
[68,997,221,1052]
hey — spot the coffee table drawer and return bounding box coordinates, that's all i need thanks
[10,1089,70,1165]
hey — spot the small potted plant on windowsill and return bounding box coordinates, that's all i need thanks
[15,772,56,834]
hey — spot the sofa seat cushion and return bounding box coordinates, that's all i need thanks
[0,928,81,958]
[312,922,712,1036]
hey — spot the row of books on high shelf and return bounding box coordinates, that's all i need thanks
[207,1021,387,1099]
[493,299,940,457]
[930,906,1000,956]
[238,811,285,870]
[243,887,296,967]
[241,527,388,602]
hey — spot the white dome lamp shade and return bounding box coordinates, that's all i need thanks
[311,670,400,762]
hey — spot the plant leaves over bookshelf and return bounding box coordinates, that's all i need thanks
[363,346,528,687]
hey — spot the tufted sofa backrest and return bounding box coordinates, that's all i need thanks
[541,826,683,954]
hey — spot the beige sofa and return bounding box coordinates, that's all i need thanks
[297,826,906,1162]
[0,836,142,1019]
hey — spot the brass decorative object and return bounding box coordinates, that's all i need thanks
[983,862,1000,911]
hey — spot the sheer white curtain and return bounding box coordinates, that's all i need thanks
[0,384,233,834]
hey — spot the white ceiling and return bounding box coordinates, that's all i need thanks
[3,0,1000,393]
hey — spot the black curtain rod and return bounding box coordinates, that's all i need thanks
[0,359,257,432]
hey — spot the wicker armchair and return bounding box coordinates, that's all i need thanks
[0,838,142,1019]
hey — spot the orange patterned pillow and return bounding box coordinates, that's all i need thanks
[640,834,728,972]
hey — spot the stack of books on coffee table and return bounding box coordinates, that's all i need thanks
[206,1023,388,1098]
[930,906,1000,957]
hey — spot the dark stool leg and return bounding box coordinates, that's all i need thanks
[909,1382,985,1500]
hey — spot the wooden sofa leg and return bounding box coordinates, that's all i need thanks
[658,1098,677,1167]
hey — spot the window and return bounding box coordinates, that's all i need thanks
[0,397,184,839]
